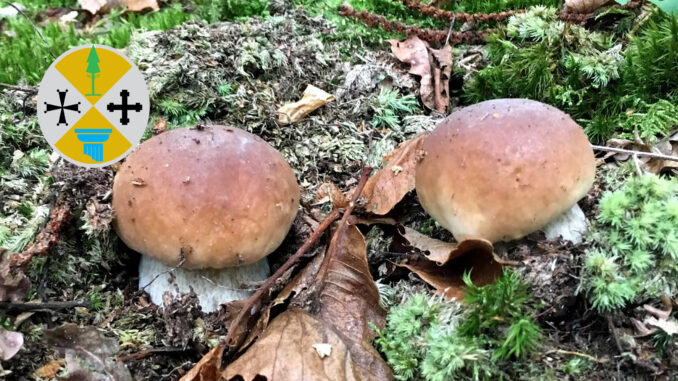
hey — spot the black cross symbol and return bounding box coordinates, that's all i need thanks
[107,89,142,125]
[44,89,80,126]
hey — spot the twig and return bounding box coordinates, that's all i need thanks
[118,346,186,362]
[10,196,71,269]
[221,167,373,352]
[592,144,678,162]
[138,257,186,291]
[0,300,91,312]
[392,0,523,23]
[1,1,57,60]
[545,349,609,363]
[0,83,37,93]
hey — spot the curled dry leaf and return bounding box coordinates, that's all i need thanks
[390,36,452,112]
[397,225,493,265]
[316,182,348,209]
[179,344,223,381]
[45,323,132,381]
[0,327,23,361]
[224,225,392,380]
[394,228,501,300]
[564,0,610,13]
[277,84,335,124]
[0,250,30,303]
[603,133,678,174]
[358,134,427,215]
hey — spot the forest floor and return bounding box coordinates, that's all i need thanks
[0,0,677,380]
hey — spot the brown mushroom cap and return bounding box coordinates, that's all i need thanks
[415,99,595,243]
[113,126,300,269]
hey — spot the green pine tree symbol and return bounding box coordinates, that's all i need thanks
[86,45,101,96]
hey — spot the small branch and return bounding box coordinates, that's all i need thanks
[221,167,373,352]
[118,346,186,362]
[0,300,91,312]
[592,144,678,162]
[0,83,37,93]
[545,349,609,363]
[392,0,523,23]
[10,196,71,269]
[1,1,56,60]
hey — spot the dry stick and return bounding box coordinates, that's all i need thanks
[591,144,678,162]
[545,349,608,363]
[0,300,92,312]
[118,346,186,362]
[221,167,373,352]
[0,83,37,93]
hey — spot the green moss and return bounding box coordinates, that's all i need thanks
[581,174,678,312]
[371,88,420,129]
[375,270,542,381]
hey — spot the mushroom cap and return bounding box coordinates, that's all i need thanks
[415,99,595,243]
[112,126,300,269]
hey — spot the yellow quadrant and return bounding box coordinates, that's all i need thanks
[55,46,131,105]
[55,108,131,164]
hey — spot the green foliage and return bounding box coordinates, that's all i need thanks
[193,0,269,23]
[375,271,542,381]
[464,7,678,143]
[372,88,419,129]
[581,174,678,311]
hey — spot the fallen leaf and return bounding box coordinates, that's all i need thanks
[45,323,133,381]
[565,0,610,13]
[0,250,30,303]
[277,84,334,124]
[179,344,223,381]
[396,225,493,265]
[645,316,678,336]
[78,0,158,15]
[358,134,427,215]
[602,133,678,174]
[402,246,502,301]
[33,359,66,379]
[315,182,348,209]
[153,117,167,135]
[224,225,392,380]
[390,36,452,112]
[0,327,23,361]
[0,3,25,18]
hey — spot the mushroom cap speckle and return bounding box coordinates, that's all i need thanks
[113,126,300,269]
[415,99,595,243]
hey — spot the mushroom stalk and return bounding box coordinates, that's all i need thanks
[139,256,270,313]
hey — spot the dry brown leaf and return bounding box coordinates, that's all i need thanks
[78,0,158,15]
[359,134,427,215]
[45,323,133,381]
[224,225,392,380]
[390,36,452,112]
[565,0,610,13]
[315,182,348,209]
[0,327,23,361]
[179,344,223,381]
[33,359,66,379]
[603,133,678,174]
[402,246,502,301]
[397,226,493,265]
[0,250,30,303]
[152,117,167,135]
[277,85,335,124]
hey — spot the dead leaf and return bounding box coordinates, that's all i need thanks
[224,225,392,380]
[153,117,167,135]
[78,0,158,15]
[179,344,223,381]
[603,133,678,174]
[390,36,452,112]
[315,182,348,209]
[33,359,66,379]
[397,225,493,265]
[277,85,335,124]
[45,323,133,381]
[565,0,610,13]
[358,134,427,215]
[0,327,23,361]
[0,250,30,303]
[645,316,678,336]
[402,246,502,301]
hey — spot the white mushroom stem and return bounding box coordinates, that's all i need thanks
[139,256,270,313]
[543,203,588,244]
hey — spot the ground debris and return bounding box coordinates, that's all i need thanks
[162,290,202,349]
[277,84,334,124]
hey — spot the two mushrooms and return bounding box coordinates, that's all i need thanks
[112,99,595,312]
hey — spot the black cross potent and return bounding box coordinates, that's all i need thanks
[44,89,80,126]
[107,89,142,125]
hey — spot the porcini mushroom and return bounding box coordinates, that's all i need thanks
[415,98,595,243]
[112,126,300,312]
